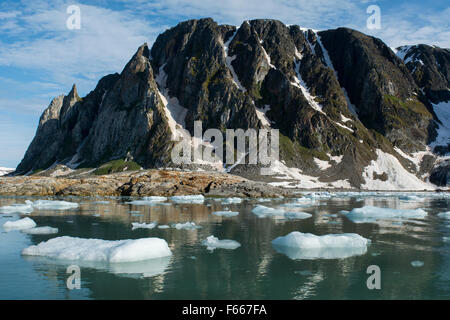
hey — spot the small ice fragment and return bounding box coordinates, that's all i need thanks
[252,205,285,218]
[93,201,110,204]
[284,211,312,219]
[127,196,168,205]
[131,222,157,230]
[437,212,450,219]
[173,222,201,230]
[170,195,205,204]
[22,226,59,235]
[201,235,241,250]
[272,231,370,260]
[0,203,34,214]
[221,197,242,204]
[142,196,167,202]
[411,260,424,267]
[3,217,37,231]
[212,211,239,217]
[157,225,170,229]
[30,200,79,210]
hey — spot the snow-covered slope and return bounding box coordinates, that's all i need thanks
[0,167,14,176]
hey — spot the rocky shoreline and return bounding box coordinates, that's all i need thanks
[0,170,293,198]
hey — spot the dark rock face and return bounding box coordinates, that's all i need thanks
[397,44,450,104]
[15,18,449,189]
[318,28,434,153]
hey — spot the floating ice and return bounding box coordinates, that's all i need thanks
[251,205,285,218]
[30,200,79,210]
[22,236,172,263]
[143,196,167,202]
[157,225,170,229]
[344,206,427,223]
[272,231,370,260]
[438,212,450,219]
[3,217,37,230]
[201,235,241,250]
[93,201,110,204]
[173,222,201,230]
[411,260,424,267]
[284,212,312,219]
[22,226,59,235]
[170,195,205,204]
[212,211,239,217]
[131,222,157,230]
[0,203,34,214]
[221,197,242,204]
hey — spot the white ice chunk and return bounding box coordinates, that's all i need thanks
[173,222,201,230]
[201,235,241,250]
[170,195,205,204]
[284,212,312,219]
[157,225,170,229]
[22,236,172,263]
[3,217,37,230]
[131,222,157,230]
[438,211,450,219]
[30,200,79,210]
[251,205,285,218]
[142,196,167,202]
[221,197,243,204]
[272,231,370,260]
[411,260,424,267]
[212,211,239,217]
[22,226,59,235]
[127,196,167,205]
[345,206,427,223]
[0,203,34,214]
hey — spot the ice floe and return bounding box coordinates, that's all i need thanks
[272,231,370,260]
[29,200,79,210]
[221,197,243,204]
[411,260,424,267]
[173,222,201,230]
[284,212,312,219]
[0,203,34,214]
[344,206,428,223]
[201,235,241,251]
[212,211,239,217]
[3,217,37,230]
[22,236,172,263]
[127,196,167,205]
[252,205,285,218]
[170,195,205,204]
[437,212,450,219]
[131,222,157,230]
[22,226,58,235]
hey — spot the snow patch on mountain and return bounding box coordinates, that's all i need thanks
[0,167,14,176]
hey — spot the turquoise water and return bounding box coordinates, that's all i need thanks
[0,193,449,300]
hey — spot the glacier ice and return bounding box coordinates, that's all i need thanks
[0,203,34,214]
[131,222,157,230]
[284,211,312,219]
[29,200,79,210]
[438,211,450,219]
[411,260,424,267]
[212,211,239,217]
[344,206,427,223]
[173,222,201,230]
[221,197,243,204]
[201,235,241,250]
[170,195,205,204]
[272,231,370,260]
[3,217,37,231]
[22,236,172,263]
[22,226,59,235]
[251,205,285,218]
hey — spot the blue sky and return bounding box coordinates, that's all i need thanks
[0,0,449,168]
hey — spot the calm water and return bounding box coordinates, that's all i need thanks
[0,192,449,300]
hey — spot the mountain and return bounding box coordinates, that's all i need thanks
[14,18,450,190]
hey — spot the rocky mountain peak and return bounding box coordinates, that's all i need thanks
[15,18,450,189]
